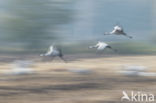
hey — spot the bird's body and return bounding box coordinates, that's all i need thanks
[104,25,132,38]
[89,41,108,51]
[111,25,125,34]
[89,41,117,52]
[45,46,61,56]
[40,45,66,62]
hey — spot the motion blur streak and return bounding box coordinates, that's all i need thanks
[0,0,156,103]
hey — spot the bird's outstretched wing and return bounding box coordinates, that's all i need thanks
[40,46,53,56]
[44,49,52,56]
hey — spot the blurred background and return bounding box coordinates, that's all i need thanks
[0,0,155,55]
[0,1,156,103]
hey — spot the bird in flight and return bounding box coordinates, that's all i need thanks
[89,41,117,53]
[104,24,133,39]
[40,45,66,62]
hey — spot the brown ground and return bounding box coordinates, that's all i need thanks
[0,55,156,103]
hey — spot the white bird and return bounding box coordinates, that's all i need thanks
[40,45,66,62]
[89,41,117,52]
[104,25,132,39]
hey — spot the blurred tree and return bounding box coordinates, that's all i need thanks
[1,0,73,50]
[151,33,156,44]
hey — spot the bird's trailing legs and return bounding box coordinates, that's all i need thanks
[123,33,133,39]
[57,49,67,63]
[59,56,67,63]
[106,46,118,52]
[49,55,67,63]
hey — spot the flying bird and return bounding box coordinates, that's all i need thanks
[104,24,132,39]
[89,41,117,52]
[40,45,66,62]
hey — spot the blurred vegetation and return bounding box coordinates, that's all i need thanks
[0,0,73,49]
[151,33,156,44]
[0,0,155,55]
